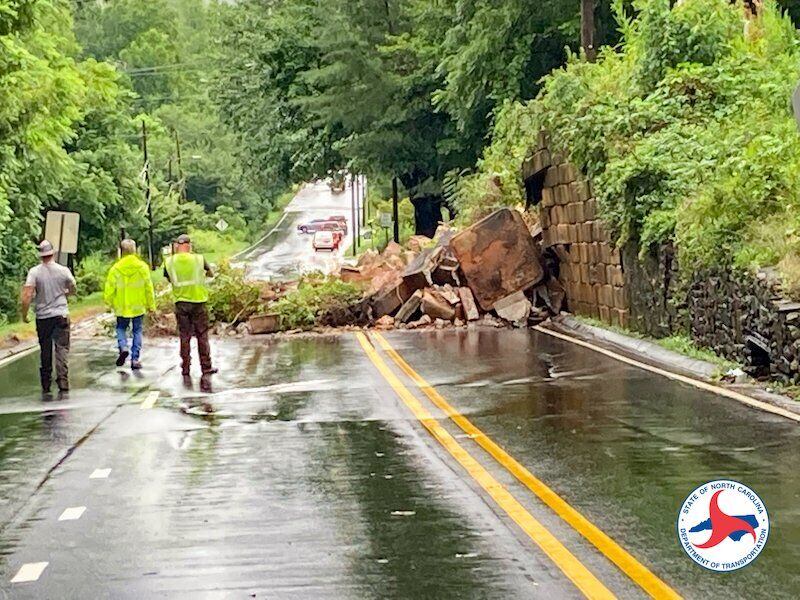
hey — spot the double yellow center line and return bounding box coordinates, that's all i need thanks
[357,331,681,600]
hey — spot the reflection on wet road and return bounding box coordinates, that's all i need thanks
[236,182,354,280]
[379,329,800,598]
[0,328,797,597]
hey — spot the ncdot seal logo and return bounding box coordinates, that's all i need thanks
[677,480,769,572]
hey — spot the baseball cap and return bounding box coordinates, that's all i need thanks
[175,234,191,244]
[39,240,55,257]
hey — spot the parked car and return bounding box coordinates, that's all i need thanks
[298,219,333,234]
[313,231,338,251]
[327,215,348,234]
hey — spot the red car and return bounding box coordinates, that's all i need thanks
[327,215,348,234]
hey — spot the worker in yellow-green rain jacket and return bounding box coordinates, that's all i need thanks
[104,239,156,370]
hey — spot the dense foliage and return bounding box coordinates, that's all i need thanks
[214,0,617,235]
[269,275,363,330]
[0,0,273,323]
[0,0,141,316]
[463,0,800,294]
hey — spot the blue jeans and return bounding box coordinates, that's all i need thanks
[116,316,144,361]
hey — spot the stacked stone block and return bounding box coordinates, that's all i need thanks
[522,134,798,383]
[522,141,629,328]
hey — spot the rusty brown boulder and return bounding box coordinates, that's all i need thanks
[450,208,544,311]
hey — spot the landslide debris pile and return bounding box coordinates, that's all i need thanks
[144,207,561,337]
[314,207,565,332]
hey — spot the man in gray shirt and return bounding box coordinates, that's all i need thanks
[21,240,77,394]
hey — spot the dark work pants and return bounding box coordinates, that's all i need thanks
[36,316,70,391]
[175,302,212,375]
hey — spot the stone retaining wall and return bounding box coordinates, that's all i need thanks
[522,134,800,383]
[522,134,630,328]
[689,269,800,383]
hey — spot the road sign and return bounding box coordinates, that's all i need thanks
[44,211,80,254]
[379,212,393,228]
[215,218,229,232]
[793,82,800,130]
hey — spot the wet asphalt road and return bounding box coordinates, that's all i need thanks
[236,182,354,280]
[0,328,798,598]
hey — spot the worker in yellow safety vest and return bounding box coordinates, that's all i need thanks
[163,234,217,377]
[104,239,156,370]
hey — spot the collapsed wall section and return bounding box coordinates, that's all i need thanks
[522,134,629,328]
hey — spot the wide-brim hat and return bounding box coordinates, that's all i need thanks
[39,240,55,257]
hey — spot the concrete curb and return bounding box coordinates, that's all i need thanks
[538,315,800,421]
[544,316,718,380]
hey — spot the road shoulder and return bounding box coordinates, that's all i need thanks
[538,316,800,420]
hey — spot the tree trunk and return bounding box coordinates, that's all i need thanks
[581,0,596,62]
[410,195,443,238]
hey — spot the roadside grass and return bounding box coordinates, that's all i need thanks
[261,189,295,233]
[573,315,740,372]
[189,228,248,265]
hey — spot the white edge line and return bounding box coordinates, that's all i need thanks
[232,211,291,260]
[10,562,48,583]
[533,325,800,423]
[0,345,38,369]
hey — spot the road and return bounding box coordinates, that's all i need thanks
[235,181,355,280]
[1,187,796,597]
[1,322,798,597]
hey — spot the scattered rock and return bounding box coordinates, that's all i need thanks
[249,313,280,335]
[382,241,403,258]
[396,289,423,323]
[375,315,395,330]
[457,287,480,321]
[421,289,456,321]
[437,285,461,306]
[494,291,531,325]
[339,265,363,284]
[407,315,432,329]
[371,282,412,318]
[357,249,380,268]
[407,235,432,253]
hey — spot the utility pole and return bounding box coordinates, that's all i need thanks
[355,173,361,246]
[361,174,367,226]
[174,128,185,202]
[392,176,400,244]
[141,120,154,269]
[355,175,362,226]
[581,0,596,62]
[350,173,358,256]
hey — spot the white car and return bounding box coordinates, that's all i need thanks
[312,231,337,252]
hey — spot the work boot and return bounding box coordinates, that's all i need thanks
[116,348,129,367]
[131,360,142,370]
